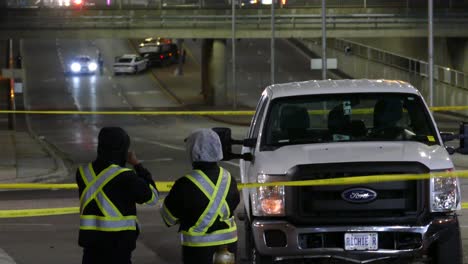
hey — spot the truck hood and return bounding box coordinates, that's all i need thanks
[254,142,453,174]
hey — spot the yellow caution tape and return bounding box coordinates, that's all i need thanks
[431,106,468,111]
[0,171,468,218]
[156,182,173,192]
[0,181,174,192]
[0,105,465,116]
[0,207,79,218]
[1,202,468,219]
[0,183,78,190]
[0,110,255,116]
[0,171,467,191]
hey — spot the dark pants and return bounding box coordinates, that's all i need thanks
[82,248,132,264]
[182,242,237,264]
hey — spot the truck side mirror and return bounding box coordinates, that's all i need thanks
[446,146,456,155]
[212,127,254,161]
[212,127,234,161]
[458,122,468,154]
[243,138,257,148]
[440,131,456,142]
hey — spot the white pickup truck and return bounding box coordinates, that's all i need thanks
[113,54,148,75]
[214,79,467,264]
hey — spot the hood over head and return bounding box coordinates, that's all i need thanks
[97,127,130,167]
[185,129,223,163]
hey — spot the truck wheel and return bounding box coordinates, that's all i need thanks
[244,212,273,264]
[430,221,462,264]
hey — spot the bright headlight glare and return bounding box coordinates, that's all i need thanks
[88,62,98,71]
[252,174,285,216]
[430,171,461,212]
[71,63,81,72]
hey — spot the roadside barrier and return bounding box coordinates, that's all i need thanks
[1,170,468,218]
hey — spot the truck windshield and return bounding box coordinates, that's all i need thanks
[262,93,439,148]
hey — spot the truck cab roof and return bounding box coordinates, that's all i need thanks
[266,79,420,99]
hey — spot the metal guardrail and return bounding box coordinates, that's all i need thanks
[5,0,468,9]
[1,11,468,31]
[332,38,468,90]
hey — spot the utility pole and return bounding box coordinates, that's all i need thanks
[232,0,237,109]
[428,0,434,106]
[321,0,327,80]
[8,39,16,130]
[270,0,275,85]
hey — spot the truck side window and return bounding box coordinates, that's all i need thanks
[249,94,268,139]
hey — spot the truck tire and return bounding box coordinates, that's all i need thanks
[244,211,273,264]
[430,221,462,264]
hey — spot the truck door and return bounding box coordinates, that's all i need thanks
[241,93,269,217]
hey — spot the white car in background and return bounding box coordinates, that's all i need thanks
[67,55,98,75]
[113,54,148,75]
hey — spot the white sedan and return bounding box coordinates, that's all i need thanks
[113,54,148,75]
[67,55,98,75]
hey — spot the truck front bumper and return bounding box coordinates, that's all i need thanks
[252,216,458,263]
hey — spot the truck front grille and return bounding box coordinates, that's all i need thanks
[287,162,429,224]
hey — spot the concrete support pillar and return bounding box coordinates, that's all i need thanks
[201,39,227,106]
[174,39,184,76]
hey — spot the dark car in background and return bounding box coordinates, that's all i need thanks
[138,38,180,67]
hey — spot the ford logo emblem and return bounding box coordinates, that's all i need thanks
[341,188,377,203]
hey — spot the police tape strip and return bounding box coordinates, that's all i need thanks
[1,170,465,191]
[0,110,256,116]
[0,105,466,116]
[0,182,174,192]
[1,203,468,219]
[1,171,468,218]
[0,207,79,218]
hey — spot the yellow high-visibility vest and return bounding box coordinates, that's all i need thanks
[79,163,158,231]
[162,167,237,247]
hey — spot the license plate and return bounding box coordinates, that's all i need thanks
[344,233,378,251]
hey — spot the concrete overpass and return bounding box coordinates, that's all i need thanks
[1,8,468,38]
[1,4,467,109]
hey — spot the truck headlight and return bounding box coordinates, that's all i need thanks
[252,174,285,216]
[430,170,461,212]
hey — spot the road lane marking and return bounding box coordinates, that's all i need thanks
[140,158,174,163]
[133,137,184,151]
[223,161,240,167]
[133,137,239,167]
[126,91,161,95]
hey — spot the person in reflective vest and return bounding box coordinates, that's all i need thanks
[161,129,240,264]
[76,127,159,264]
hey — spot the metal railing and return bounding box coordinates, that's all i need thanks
[6,0,468,9]
[2,11,468,31]
[333,38,468,90]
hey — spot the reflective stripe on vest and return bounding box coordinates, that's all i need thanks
[187,170,230,224]
[145,185,159,206]
[161,202,179,226]
[181,227,237,247]
[79,164,136,231]
[181,167,237,246]
[80,215,137,231]
[81,165,122,217]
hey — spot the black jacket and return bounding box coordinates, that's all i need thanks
[163,162,240,233]
[76,127,156,251]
